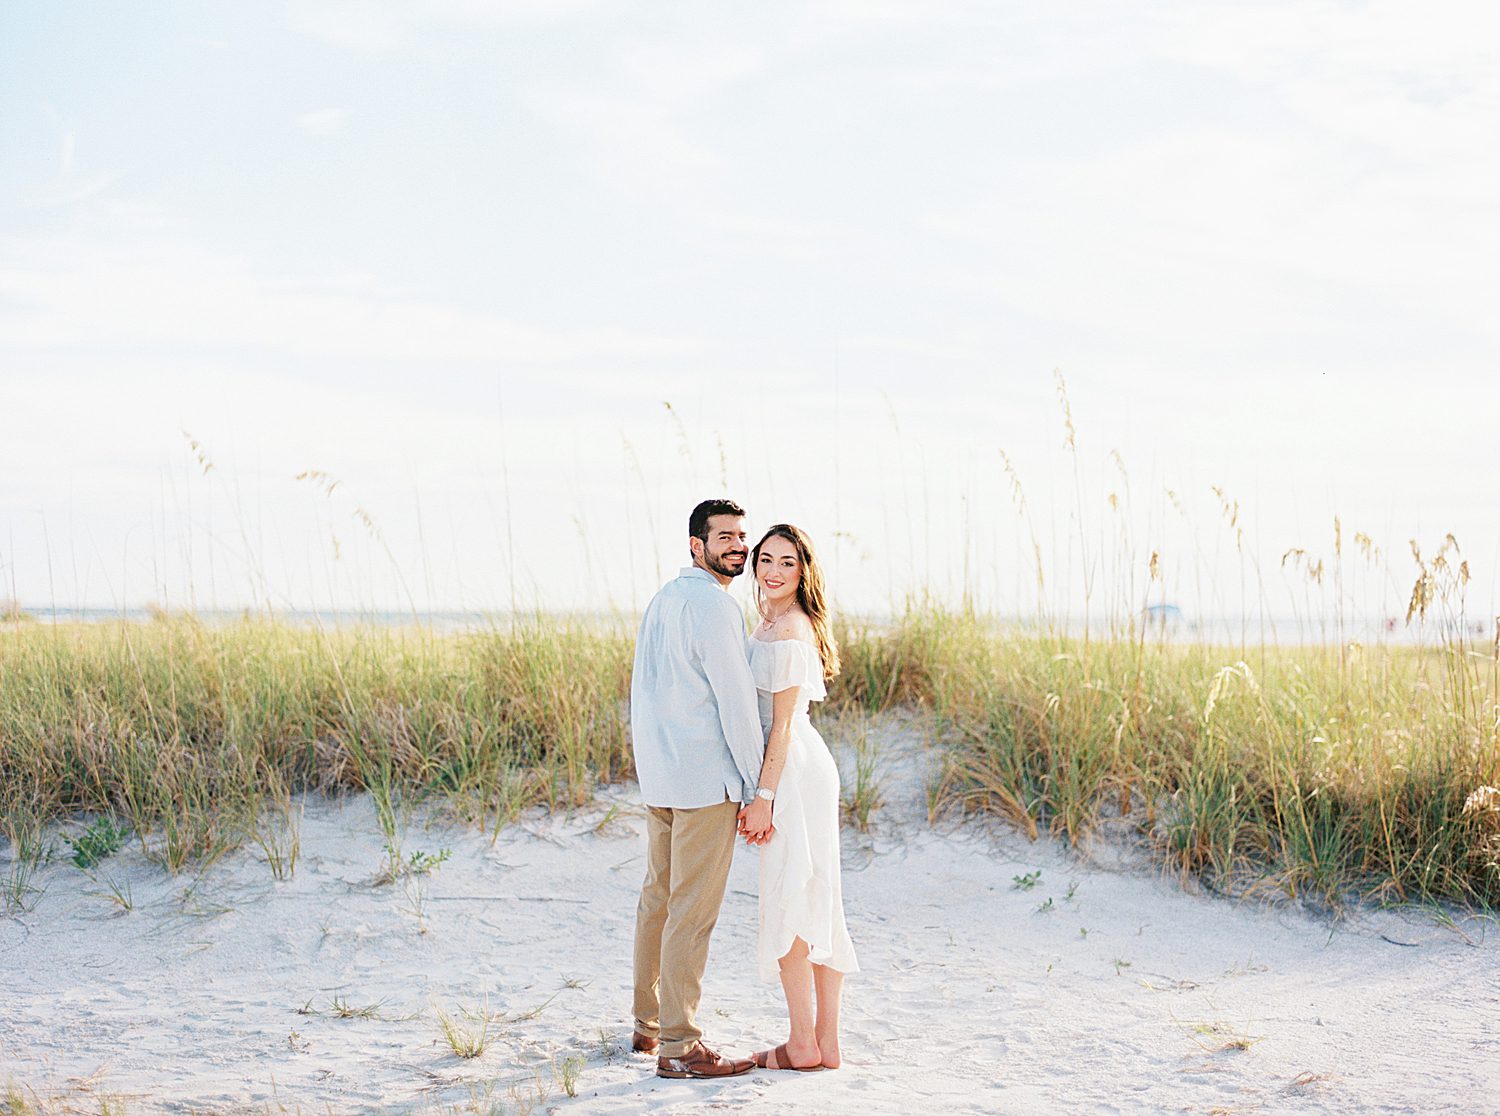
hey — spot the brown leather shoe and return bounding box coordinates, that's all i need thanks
[656,1041,755,1079]
[632,1030,659,1054]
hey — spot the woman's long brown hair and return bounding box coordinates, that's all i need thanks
[750,523,841,683]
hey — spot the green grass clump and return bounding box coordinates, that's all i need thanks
[0,617,633,872]
[65,815,127,868]
[831,607,1500,908]
[2,605,1496,910]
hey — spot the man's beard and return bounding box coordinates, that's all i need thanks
[704,548,747,579]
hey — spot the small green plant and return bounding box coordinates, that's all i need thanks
[454,1079,506,1116]
[1012,870,1042,891]
[175,880,231,921]
[592,801,637,837]
[66,816,127,869]
[3,1079,129,1115]
[555,1053,586,1098]
[253,785,302,881]
[1,817,48,915]
[436,1004,493,1059]
[401,873,432,933]
[3,1078,34,1115]
[407,847,451,875]
[1188,1019,1261,1052]
[923,768,947,824]
[86,871,134,912]
[840,722,886,832]
[328,994,384,1019]
[459,1003,505,1024]
[1035,897,1053,913]
[514,990,561,1021]
[374,845,451,886]
[511,1070,551,1115]
[489,770,540,845]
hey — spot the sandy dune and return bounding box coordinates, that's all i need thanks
[3,716,1496,1114]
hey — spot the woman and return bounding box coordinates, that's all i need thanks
[737,523,858,1072]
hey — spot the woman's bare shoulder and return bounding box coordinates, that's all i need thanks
[770,610,817,645]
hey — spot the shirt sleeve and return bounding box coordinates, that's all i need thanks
[692,595,765,804]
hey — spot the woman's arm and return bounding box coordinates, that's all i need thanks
[739,685,799,845]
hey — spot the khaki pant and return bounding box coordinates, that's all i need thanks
[632,797,739,1059]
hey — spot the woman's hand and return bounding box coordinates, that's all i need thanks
[737,798,775,845]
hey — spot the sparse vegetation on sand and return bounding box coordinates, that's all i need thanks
[1,604,1496,909]
[0,619,633,883]
[837,607,1500,908]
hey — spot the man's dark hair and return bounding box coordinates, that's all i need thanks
[689,498,746,542]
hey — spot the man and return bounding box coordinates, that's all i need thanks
[630,498,770,1079]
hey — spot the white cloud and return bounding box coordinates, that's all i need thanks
[524,80,726,206]
[910,2,1500,357]
[24,172,122,209]
[6,1,1499,613]
[1153,0,1500,166]
[0,234,701,364]
[282,0,597,53]
[296,107,351,136]
[519,34,771,206]
[24,125,121,208]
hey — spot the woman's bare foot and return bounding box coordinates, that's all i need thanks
[815,1028,841,1069]
[754,1037,823,1070]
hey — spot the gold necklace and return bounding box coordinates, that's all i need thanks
[762,602,796,626]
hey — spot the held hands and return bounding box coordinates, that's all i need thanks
[737,798,774,846]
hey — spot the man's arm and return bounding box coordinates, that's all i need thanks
[693,595,765,805]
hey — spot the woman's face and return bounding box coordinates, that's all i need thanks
[756,535,802,607]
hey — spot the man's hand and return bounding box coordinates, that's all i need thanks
[737,798,774,845]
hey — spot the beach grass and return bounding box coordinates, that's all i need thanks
[835,606,1500,908]
[1,605,1496,909]
[0,617,632,892]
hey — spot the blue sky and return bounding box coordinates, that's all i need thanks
[2,1,1497,625]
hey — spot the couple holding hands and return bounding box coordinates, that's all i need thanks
[629,499,859,1078]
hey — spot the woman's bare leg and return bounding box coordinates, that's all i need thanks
[760,937,822,1069]
[812,963,845,1068]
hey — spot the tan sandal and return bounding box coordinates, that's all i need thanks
[753,1043,824,1072]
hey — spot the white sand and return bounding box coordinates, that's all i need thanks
[3,716,1496,1114]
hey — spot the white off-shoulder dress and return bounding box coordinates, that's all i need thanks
[748,636,859,981]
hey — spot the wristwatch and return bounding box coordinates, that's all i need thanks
[755,786,776,802]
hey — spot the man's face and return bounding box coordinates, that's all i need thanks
[693,515,749,581]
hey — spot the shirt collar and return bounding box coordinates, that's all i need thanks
[679,565,724,588]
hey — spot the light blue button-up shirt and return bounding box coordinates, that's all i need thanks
[630,566,765,808]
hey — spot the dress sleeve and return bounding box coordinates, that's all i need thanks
[769,639,827,702]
